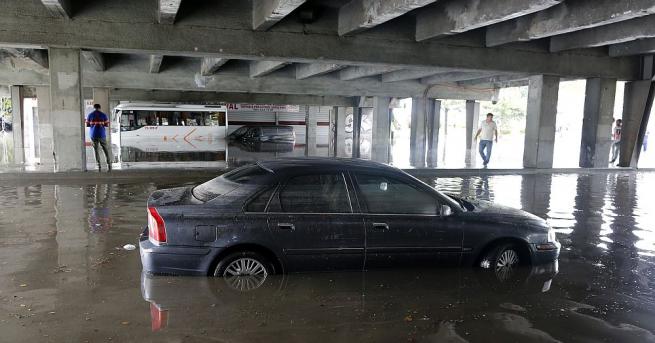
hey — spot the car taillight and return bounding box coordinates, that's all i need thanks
[147,207,167,244]
[150,303,168,332]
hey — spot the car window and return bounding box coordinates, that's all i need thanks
[245,187,275,212]
[192,164,273,202]
[354,173,438,215]
[271,173,351,213]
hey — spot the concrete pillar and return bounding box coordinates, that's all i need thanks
[305,105,317,156]
[371,97,391,163]
[579,78,616,168]
[465,100,480,167]
[352,107,362,158]
[410,97,428,167]
[36,86,54,166]
[426,100,440,168]
[329,107,337,157]
[49,48,85,172]
[335,107,350,157]
[619,80,654,167]
[524,75,560,169]
[10,86,25,164]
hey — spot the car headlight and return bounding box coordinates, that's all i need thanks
[547,229,557,243]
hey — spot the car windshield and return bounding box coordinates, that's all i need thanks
[192,164,273,202]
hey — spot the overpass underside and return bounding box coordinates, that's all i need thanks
[0,0,654,171]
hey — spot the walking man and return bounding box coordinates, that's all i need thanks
[86,104,112,171]
[474,113,498,167]
[609,119,622,164]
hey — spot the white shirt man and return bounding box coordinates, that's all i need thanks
[474,113,498,166]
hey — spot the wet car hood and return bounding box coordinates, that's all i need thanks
[447,194,550,231]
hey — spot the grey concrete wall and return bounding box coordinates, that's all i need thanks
[579,78,616,168]
[36,86,54,166]
[336,107,351,158]
[427,100,441,168]
[619,80,654,167]
[465,100,480,167]
[352,107,362,158]
[10,86,24,165]
[370,97,391,164]
[49,48,85,172]
[524,75,560,169]
[410,97,428,167]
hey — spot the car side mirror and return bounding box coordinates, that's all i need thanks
[440,204,452,216]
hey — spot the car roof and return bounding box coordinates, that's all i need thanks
[257,157,402,175]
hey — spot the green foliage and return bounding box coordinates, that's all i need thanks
[0,97,11,120]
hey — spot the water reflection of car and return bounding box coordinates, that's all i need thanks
[228,125,295,143]
[140,158,560,279]
[141,264,558,333]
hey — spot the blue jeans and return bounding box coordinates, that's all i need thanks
[479,140,493,165]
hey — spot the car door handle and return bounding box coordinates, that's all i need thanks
[371,223,389,232]
[277,223,295,230]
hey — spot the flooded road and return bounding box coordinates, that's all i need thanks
[1,171,655,342]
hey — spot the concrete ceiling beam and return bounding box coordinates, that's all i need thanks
[149,55,164,73]
[158,0,182,24]
[296,63,344,79]
[40,0,71,19]
[81,50,105,72]
[338,0,437,36]
[420,71,498,84]
[0,2,640,80]
[457,73,531,86]
[250,60,288,78]
[610,38,655,57]
[109,89,356,106]
[3,48,49,72]
[253,0,306,31]
[381,68,458,82]
[339,66,401,81]
[416,0,560,41]
[486,0,655,47]
[550,15,655,52]
[200,57,228,76]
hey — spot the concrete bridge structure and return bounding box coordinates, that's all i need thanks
[0,0,654,171]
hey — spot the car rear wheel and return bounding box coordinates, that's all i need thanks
[213,251,275,291]
[479,243,523,282]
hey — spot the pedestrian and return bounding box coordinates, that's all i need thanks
[643,131,649,152]
[609,119,622,164]
[86,104,112,171]
[474,113,498,167]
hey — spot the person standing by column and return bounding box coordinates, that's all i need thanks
[86,104,112,171]
[609,119,622,165]
[474,113,498,167]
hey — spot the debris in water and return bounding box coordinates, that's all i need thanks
[123,244,136,251]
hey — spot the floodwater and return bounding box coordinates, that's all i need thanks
[1,171,655,342]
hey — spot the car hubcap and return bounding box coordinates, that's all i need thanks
[495,249,519,281]
[224,258,268,277]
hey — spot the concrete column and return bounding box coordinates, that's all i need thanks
[579,78,616,168]
[524,75,560,169]
[427,100,441,168]
[305,105,317,156]
[36,86,54,166]
[335,107,350,157]
[371,97,391,163]
[465,100,480,167]
[410,97,428,167]
[49,48,85,172]
[352,107,362,158]
[329,106,337,157]
[10,86,25,164]
[619,81,654,167]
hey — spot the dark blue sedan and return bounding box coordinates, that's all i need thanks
[140,158,560,279]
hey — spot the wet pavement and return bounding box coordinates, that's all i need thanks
[1,170,655,342]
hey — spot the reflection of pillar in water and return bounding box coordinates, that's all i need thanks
[520,174,552,216]
[569,173,607,259]
[607,173,639,290]
[55,185,89,284]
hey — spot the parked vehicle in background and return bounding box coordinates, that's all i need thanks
[228,125,295,143]
[139,158,560,280]
[0,116,11,132]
